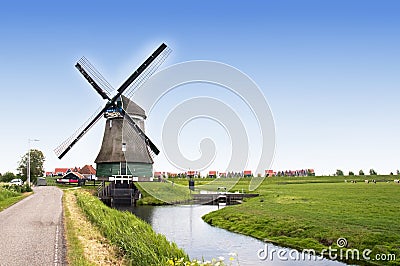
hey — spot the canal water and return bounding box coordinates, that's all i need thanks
[118,204,346,266]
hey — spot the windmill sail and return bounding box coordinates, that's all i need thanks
[117,43,170,95]
[119,106,160,155]
[75,57,114,99]
[124,45,171,99]
[123,121,156,162]
[54,106,104,159]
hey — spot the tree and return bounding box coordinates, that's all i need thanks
[336,169,344,176]
[17,149,45,182]
[348,171,354,176]
[369,168,377,175]
[397,170,400,175]
[0,171,16,182]
[359,170,364,175]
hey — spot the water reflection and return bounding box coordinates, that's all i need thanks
[117,205,346,266]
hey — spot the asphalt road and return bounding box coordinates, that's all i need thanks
[0,186,65,266]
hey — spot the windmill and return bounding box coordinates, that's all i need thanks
[55,43,171,181]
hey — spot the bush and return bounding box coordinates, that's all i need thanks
[2,184,32,193]
[0,187,20,201]
[336,169,344,176]
[369,169,377,175]
[0,172,16,183]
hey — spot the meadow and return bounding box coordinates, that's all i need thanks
[197,176,400,265]
[136,181,194,205]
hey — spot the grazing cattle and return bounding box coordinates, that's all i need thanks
[365,180,369,184]
[394,179,400,183]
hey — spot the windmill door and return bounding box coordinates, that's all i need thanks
[121,162,127,175]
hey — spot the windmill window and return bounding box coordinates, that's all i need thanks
[110,120,112,128]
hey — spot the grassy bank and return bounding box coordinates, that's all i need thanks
[136,181,194,205]
[202,176,400,265]
[75,190,188,265]
[0,186,32,211]
[63,190,126,265]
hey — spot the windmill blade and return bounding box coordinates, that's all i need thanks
[123,122,156,161]
[54,106,105,159]
[119,107,160,155]
[115,43,169,97]
[75,57,113,100]
[124,45,172,99]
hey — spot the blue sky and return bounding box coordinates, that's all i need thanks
[0,0,399,175]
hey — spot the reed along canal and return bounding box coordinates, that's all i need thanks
[117,204,346,265]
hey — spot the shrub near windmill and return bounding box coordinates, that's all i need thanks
[55,43,171,204]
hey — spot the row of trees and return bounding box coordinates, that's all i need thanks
[0,149,45,183]
[336,169,400,176]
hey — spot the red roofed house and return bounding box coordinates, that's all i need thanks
[54,168,71,176]
[209,171,217,177]
[308,169,315,176]
[79,165,96,180]
[244,170,252,177]
[57,172,85,184]
[154,172,162,178]
[265,170,274,177]
[187,170,196,177]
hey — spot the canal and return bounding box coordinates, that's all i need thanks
[118,204,346,265]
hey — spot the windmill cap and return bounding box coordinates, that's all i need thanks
[121,95,146,119]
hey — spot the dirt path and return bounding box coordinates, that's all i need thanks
[0,186,64,266]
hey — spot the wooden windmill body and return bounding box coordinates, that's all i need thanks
[95,95,154,178]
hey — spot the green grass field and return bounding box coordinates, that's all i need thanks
[197,176,400,265]
[136,181,194,205]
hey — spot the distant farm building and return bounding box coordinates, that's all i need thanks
[56,172,85,184]
[154,172,163,178]
[244,170,252,177]
[47,165,96,178]
[54,168,71,176]
[79,165,96,180]
[265,170,274,177]
[208,171,217,177]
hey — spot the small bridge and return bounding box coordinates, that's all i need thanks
[192,192,259,205]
